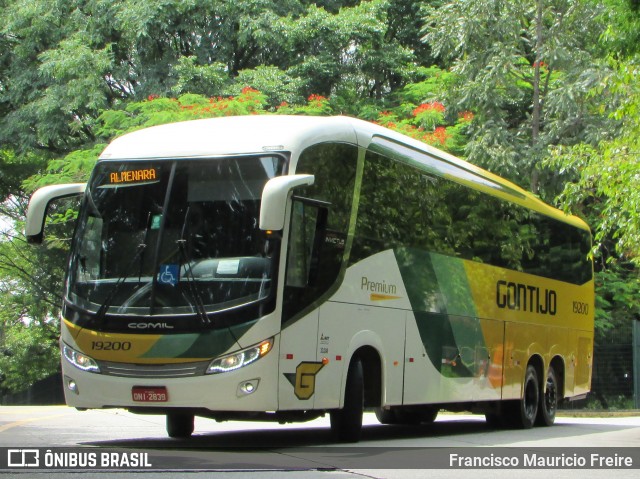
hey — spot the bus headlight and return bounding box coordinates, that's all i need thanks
[206,338,273,375]
[62,343,100,373]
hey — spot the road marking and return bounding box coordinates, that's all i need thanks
[0,407,67,415]
[0,413,70,433]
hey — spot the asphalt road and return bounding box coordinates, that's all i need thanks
[1,406,639,478]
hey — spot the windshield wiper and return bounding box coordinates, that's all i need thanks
[94,242,147,324]
[177,206,211,325]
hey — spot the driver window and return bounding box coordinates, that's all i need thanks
[286,200,319,288]
[282,142,358,323]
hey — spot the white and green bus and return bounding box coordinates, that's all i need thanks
[26,115,593,442]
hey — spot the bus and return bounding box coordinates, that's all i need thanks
[25,115,594,442]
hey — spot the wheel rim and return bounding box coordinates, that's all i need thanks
[544,373,557,416]
[524,376,538,420]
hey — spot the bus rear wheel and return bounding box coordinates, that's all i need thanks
[330,359,364,443]
[508,364,539,429]
[166,412,195,438]
[536,366,558,427]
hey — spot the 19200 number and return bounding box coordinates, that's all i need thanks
[573,301,589,315]
[91,341,132,351]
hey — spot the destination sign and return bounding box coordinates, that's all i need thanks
[108,168,157,185]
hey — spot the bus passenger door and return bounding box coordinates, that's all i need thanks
[277,197,327,411]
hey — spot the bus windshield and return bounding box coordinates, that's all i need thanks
[67,155,286,318]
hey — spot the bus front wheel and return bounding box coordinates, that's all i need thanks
[330,358,364,443]
[375,406,438,425]
[166,412,195,438]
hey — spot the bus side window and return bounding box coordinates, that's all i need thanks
[77,216,103,281]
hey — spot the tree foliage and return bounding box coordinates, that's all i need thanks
[0,0,434,157]
[423,0,608,194]
[548,59,640,265]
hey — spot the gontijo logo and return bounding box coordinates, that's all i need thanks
[495,280,557,316]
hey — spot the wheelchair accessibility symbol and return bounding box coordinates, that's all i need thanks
[158,264,179,286]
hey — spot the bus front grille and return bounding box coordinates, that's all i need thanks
[98,360,210,378]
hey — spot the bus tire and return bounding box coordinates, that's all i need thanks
[536,366,558,427]
[166,412,194,438]
[376,406,438,425]
[396,406,438,425]
[330,358,364,443]
[374,407,396,424]
[508,364,539,429]
[420,406,439,424]
[485,413,503,428]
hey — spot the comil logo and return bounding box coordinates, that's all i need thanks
[7,449,39,467]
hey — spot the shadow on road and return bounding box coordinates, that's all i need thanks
[82,415,638,451]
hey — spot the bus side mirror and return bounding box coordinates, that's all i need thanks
[259,174,315,231]
[25,183,86,244]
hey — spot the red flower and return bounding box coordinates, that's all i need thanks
[308,94,327,102]
[427,126,450,146]
[413,102,445,116]
[458,111,474,122]
[241,86,260,95]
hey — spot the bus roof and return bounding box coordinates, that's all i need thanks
[98,115,588,231]
[99,115,358,161]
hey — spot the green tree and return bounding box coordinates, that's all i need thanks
[278,1,409,100]
[0,200,75,394]
[422,0,608,194]
[601,0,640,58]
[545,1,640,264]
[0,0,300,155]
[548,59,640,265]
[543,1,640,349]
[1,0,435,157]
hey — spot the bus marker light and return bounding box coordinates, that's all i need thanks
[335,355,342,361]
[65,376,79,395]
[259,340,272,356]
[238,379,259,396]
[322,357,329,365]
[286,354,294,360]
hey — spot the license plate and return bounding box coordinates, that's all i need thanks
[132,386,168,402]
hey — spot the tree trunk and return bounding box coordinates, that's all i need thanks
[531,0,544,194]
